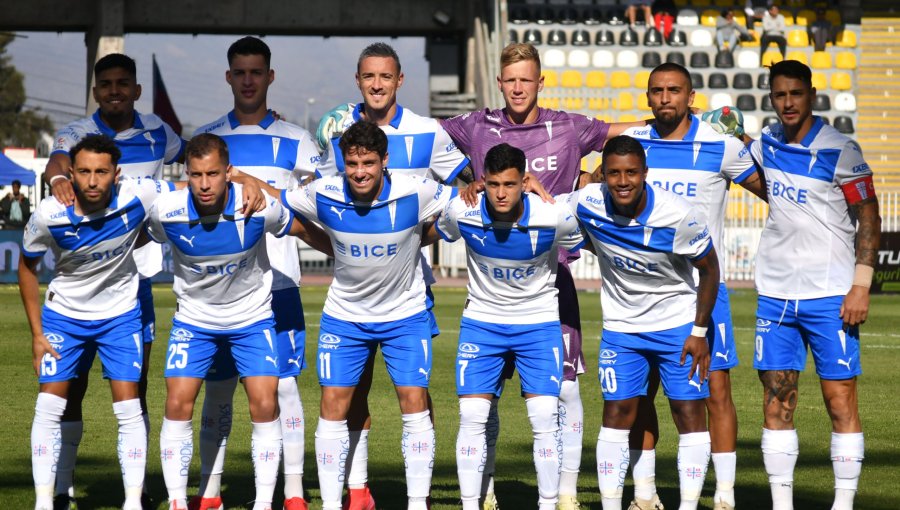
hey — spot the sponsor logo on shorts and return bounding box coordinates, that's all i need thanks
[599,349,617,365]
[319,333,341,350]
[756,318,772,333]
[458,342,480,359]
[171,328,194,342]
[45,332,65,350]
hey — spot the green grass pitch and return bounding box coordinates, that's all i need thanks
[1,285,899,509]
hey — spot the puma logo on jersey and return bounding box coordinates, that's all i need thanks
[716,351,730,362]
[688,219,698,227]
[418,367,431,380]
[489,128,502,138]
[550,375,561,388]
[179,235,195,248]
[330,206,345,221]
[265,356,278,368]
[470,233,487,246]
[64,230,80,239]
[133,361,142,370]
[287,358,301,367]
[768,145,778,158]
[837,357,853,371]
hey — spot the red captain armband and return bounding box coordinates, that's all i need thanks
[841,175,875,205]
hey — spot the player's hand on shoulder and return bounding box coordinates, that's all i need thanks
[524,173,555,203]
[681,332,710,382]
[51,177,76,207]
[32,333,60,377]
[460,179,484,207]
[316,103,355,152]
[239,176,267,215]
[840,286,870,328]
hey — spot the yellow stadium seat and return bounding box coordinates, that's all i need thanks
[541,70,559,88]
[618,114,639,123]
[811,72,827,90]
[700,9,718,26]
[835,52,857,70]
[810,51,832,69]
[762,51,784,67]
[538,97,561,109]
[825,9,841,26]
[830,72,852,91]
[637,94,651,111]
[586,71,607,89]
[538,98,550,108]
[594,114,613,123]
[561,70,583,88]
[611,71,631,89]
[634,71,651,90]
[795,9,815,26]
[787,29,809,47]
[693,92,709,112]
[563,97,585,110]
[589,98,610,111]
[783,13,794,26]
[742,30,760,47]
[714,0,731,7]
[616,92,634,111]
[733,11,747,27]
[786,50,808,65]
[835,29,857,48]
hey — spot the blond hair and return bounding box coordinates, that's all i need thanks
[500,43,541,72]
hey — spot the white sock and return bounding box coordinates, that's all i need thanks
[278,377,305,499]
[482,397,500,496]
[251,419,282,507]
[113,399,147,504]
[631,449,658,501]
[457,398,490,505]
[527,396,561,506]
[315,418,349,508]
[558,379,583,497]
[677,432,711,510]
[56,420,83,498]
[831,432,864,510]
[160,418,193,503]
[597,427,630,510]
[198,377,237,498]
[762,428,799,510]
[32,393,67,507]
[712,451,737,506]
[346,429,369,489]
[401,410,434,499]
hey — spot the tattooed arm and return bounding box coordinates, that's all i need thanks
[841,198,881,327]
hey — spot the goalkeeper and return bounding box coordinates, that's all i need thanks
[599,63,767,510]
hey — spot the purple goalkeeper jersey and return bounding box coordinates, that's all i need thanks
[441,107,611,195]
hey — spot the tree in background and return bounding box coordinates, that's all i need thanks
[0,34,53,148]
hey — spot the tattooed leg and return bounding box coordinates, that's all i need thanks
[759,370,799,430]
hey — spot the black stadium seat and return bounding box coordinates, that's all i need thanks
[834,115,854,133]
[642,51,662,68]
[733,72,753,89]
[763,116,779,127]
[761,95,774,111]
[690,51,710,68]
[709,72,729,89]
[595,29,615,46]
[535,6,555,24]
[548,29,567,46]
[813,94,831,111]
[510,6,530,23]
[714,50,735,68]
[620,28,639,46]
[820,116,831,125]
[644,27,664,46]
[667,29,688,46]
[607,8,626,25]
[508,29,519,44]
[666,51,686,66]
[691,72,705,89]
[737,94,758,111]
[584,7,604,25]
[757,73,770,90]
[524,29,543,45]
[572,29,591,46]
[560,7,579,24]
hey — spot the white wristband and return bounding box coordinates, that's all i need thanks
[853,264,874,288]
[690,325,708,337]
[49,175,68,185]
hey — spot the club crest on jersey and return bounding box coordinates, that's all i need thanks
[405,136,415,166]
[272,137,281,163]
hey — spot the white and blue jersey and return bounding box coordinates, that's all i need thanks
[281,173,456,322]
[196,110,319,290]
[52,110,185,280]
[316,103,469,183]
[435,193,584,324]
[751,117,874,300]
[623,116,752,370]
[145,183,293,330]
[570,183,713,333]
[22,178,174,320]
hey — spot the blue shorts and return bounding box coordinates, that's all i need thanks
[456,318,564,397]
[164,318,280,379]
[39,305,144,383]
[599,323,709,401]
[753,295,861,379]
[426,286,440,338]
[317,311,433,387]
[708,283,738,371]
[138,278,156,344]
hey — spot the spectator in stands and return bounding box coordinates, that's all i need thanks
[716,9,752,52]
[759,3,787,65]
[625,0,654,30]
[744,0,768,29]
[0,179,31,228]
[652,0,677,39]
[808,7,835,51]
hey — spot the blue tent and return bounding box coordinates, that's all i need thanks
[0,152,36,186]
